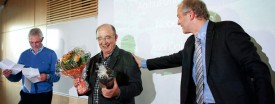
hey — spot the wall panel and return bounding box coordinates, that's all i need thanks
[0,15,2,61]
[3,0,34,32]
[35,0,47,26]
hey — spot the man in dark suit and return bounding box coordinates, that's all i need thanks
[132,0,274,104]
[75,24,143,104]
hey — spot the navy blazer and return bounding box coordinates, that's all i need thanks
[147,21,274,104]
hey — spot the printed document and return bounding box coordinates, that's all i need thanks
[22,67,40,83]
[0,58,24,74]
[22,67,40,92]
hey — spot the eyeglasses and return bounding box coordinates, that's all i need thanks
[29,41,42,44]
[96,35,114,42]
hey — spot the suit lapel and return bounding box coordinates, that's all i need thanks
[188,36,195,71]
[108,46,119,70]
[205,21,215,74]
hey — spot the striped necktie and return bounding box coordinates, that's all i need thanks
[195,37,203,104]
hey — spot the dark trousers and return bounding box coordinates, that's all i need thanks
[19,90,53,104]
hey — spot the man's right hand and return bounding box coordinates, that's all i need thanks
[73,78,80,87]
[3,69,12,77]
[131,53,142,68]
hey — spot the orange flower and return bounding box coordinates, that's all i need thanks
[74,55,80,62]
[63,54,71,60]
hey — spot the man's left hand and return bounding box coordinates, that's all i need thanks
[101,78,120,98]
[38,73,48,81]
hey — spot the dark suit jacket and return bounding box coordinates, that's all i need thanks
[147,21,275,104]
[83,46,143,104]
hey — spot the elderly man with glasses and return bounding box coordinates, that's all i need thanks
[3,28,60,104]
[74,24,143,104]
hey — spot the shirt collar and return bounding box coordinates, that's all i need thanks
[196,20,209,40]
[100,51,113,67]
[30,46,44,55]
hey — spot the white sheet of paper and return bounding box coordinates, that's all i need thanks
[0,58,24,74]
[22,67,40,83]
[0,58,15,69]
[24,77,32,92]
[10,64,24,74]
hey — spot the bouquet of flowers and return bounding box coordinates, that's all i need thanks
[56,48,91,94]
[96,63,116,89]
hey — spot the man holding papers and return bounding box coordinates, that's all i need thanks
[2,28,60,104]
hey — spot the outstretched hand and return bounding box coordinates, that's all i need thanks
[131,53,142,68]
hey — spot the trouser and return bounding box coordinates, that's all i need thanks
[19,90,53,104]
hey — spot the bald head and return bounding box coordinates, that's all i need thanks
[96,24,117,37]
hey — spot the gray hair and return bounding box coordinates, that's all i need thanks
[28,28,43,40]
[179,0,209,20]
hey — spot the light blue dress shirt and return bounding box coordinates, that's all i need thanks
[30,46,44,55]
[192,20,215,103]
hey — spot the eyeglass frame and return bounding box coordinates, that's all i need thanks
[29,40,42,44]
[96,35,115,42]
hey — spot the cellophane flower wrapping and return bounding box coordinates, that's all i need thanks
[96,63,116,89]
[56,48,91,94]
